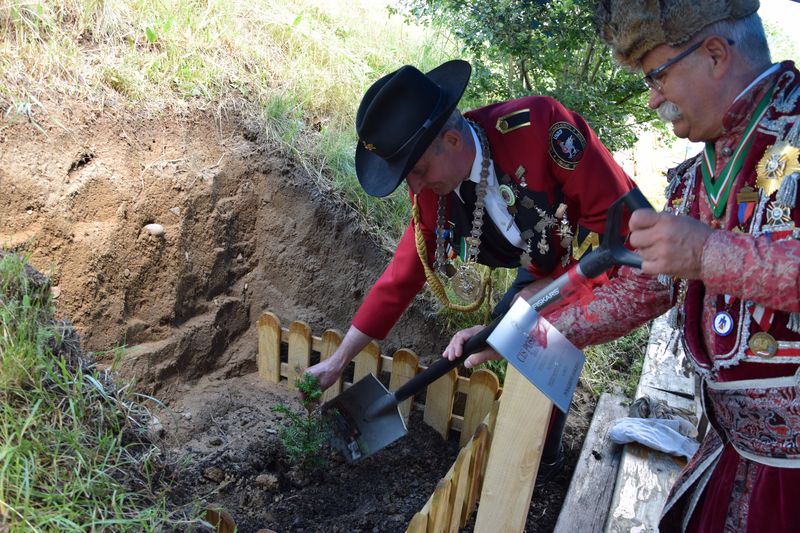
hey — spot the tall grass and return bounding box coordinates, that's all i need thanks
[0,253,194,532]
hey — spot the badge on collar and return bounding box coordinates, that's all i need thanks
[548,122,585,170]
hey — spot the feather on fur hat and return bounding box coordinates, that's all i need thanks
[594,0,760,69]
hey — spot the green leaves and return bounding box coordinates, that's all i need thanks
[271,372,330,471]
[401,0,666,151]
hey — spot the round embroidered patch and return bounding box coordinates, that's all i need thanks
[548,122,586,170]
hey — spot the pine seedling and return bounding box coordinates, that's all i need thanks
[272,372,329,471]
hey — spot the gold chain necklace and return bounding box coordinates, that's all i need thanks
[413,119,492,309]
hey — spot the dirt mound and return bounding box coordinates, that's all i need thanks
[0,99,448,399]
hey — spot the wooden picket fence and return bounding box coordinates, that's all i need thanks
[407,401,500,532]
[256,311,502,446]
[256,311,555,532]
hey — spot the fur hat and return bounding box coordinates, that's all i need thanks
[594,0,760,68]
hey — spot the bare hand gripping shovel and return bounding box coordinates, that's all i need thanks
[323,188,652,462]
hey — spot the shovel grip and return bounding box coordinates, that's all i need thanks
[579,188,653,279]
[391,315,502,404]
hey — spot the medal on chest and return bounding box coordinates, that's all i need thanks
[712,294,735,337]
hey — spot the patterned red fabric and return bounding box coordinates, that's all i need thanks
[552,61,800,533]
[353,96,634,339]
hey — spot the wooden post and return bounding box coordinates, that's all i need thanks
[256,312,281,384]
[474,367,552,532]
[407,512,427,533]
[388,348,419,423]
[424,368,458,439]
[353,340,381,384]
[286,320,311,389]
[319,329,343,403]
[460,369,500,447]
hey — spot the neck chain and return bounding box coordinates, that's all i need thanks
[434,120,490,275]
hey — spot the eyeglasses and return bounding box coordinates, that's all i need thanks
[643,38,734,92]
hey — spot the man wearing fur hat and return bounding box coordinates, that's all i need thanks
[306,59,635,485]
[448,0,800,530]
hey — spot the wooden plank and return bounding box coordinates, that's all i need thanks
[462,423,489,527]
[447,447,471,533]
[638,315,695,408]
[605,444,686,533]
[256,312,281,384]
[286,320,311,389]
[553,393,628,533]
[474,367,552,533]
[423,368,458,439]
[460,369,500,447]
[319,329,343,404]
[406,512,427,533]
[353,340,381,383]
[389,348,419,424]
[428,479,452,532]
[605,313,698,533]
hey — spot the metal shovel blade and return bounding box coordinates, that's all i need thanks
[322,373,407,463]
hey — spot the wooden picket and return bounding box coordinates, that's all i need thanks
[255,312,501,441]
[410,404,500,533]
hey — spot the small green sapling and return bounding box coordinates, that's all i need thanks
[271,372,329,471]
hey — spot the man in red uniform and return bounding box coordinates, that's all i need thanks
[307,59,635,485]
[447,1,800,529]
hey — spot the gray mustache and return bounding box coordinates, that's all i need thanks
[657,101,683,122]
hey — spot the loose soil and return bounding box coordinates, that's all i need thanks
[1,99,596,532]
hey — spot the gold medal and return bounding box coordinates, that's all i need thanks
[756,142,800,196]
[452,264,482,302]
[748,331,778,358]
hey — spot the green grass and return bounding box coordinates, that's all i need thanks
[582,325,649,399]
[0,253,197,532]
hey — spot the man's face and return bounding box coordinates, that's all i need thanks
[405,131,469,195]
[641,43,717,142]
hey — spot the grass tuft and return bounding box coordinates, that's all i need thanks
[0,253,198,532]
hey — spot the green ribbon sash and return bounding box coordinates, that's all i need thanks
[701,88,773,219]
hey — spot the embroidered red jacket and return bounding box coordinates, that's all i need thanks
[546,61,800,533]
[353,96,634,339]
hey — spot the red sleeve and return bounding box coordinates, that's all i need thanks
[701,230,800,312]
[545,266,672,348]
[352,188,438,339]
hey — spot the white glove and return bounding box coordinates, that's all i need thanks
[609,417,700,459]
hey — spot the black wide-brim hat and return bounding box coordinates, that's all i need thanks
[355,60,472,197]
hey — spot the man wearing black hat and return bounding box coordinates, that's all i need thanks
[307,59,635,484]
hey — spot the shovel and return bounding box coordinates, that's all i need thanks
[323,188,652,462]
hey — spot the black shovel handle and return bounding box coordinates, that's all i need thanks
[391,314,503,404]
[578,187,651,278]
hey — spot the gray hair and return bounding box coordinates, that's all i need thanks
[430,109,468,153]
[692,12,771,68]
[442,109,466,133]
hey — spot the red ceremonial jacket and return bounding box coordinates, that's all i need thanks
[353,96,634,339]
